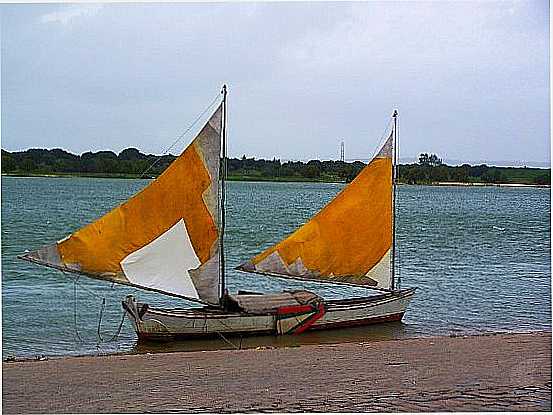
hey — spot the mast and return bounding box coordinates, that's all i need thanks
[391,110,398,291]
[220,85,228,306]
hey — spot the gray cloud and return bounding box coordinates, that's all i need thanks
[1,1,549,165]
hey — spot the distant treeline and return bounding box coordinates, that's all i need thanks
[1,148,550,185]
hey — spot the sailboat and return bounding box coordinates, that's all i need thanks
[20,86,416,340]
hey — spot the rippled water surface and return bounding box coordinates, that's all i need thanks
[2,177,551,357]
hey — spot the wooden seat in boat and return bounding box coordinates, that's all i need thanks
[227,290,322,314]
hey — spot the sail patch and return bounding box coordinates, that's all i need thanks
[365,249,392,289]
[120,219,200,299]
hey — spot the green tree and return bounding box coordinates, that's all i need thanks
[2,151,16,172]
[482,168,505,183]
[428,154,442,166]
[305,161,321,178]
[418,153,430,165]
[534,174,550,185]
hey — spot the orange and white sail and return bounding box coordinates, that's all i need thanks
[238,130,395,290]
[21,105,224,305]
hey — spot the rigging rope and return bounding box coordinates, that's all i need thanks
[343,117,393,162]
[370,116,394,160]
[139,92,222,179]
[72,274,85,343]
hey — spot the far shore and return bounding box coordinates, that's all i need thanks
[3,331,551,412]
[2,173,550,188]
[434,181,551,188]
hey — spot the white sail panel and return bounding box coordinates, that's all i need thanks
[120,219,201,299]
[365,249,392,288]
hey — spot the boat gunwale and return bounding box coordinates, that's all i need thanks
[136,287,417,319]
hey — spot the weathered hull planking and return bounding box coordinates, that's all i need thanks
[122,288,416,341]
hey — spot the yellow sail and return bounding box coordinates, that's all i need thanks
[238,131,394,289]
[21,104,223,305]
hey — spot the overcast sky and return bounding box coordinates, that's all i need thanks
[1,1,550,166]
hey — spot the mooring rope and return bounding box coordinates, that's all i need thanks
[72,275,85,343]
[107,308,128,343]
[96,298,106,344]
[65,271,129,346]
[215,330,240,350]
[96,297,129,344]
[215,319,242,350]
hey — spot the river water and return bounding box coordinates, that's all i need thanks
[2,177,551,357]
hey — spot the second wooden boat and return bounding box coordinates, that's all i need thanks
[122,288,415,340]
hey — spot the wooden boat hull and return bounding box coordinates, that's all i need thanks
[122,288,416,341]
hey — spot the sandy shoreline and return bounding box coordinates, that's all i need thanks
[3,331,551,413]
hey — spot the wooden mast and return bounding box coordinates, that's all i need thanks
[220,85,228,306]
[391,109,398,291]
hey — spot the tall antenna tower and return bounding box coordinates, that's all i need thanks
[340,141,345,162]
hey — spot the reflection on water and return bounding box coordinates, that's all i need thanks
[133,321,411,354]
[2,177,551,357]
